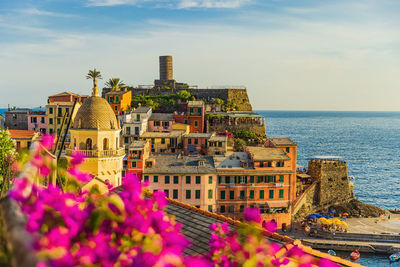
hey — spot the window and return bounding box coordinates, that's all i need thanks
[49,107,53,114]
[58,108,62,116]
[257,176,263,183]
[136,114,140,121]
[276,162,281,167]
[220,206,225,213]
[27,142,31,148]
[173,176,179,184]
[260,190,264,199]
[153,176,158,183]
[164,190,169,197]
[161,138,165,144]
[124,137,129,144]
[186,176,191,184]
[31,117,37,123]
[250,176,254,183]
[41,117,45,123]
[86,138,92,150]
[114,106,118,111]
[165,176,170,184]
[126,127,131,135]
[173,189,178,199]
[184,119,188,124]
[49,118,53,124]
[267,176,276,183]
[268,161,272,167]
[249,190,254,199]
[240,205,244,212]
[151,138,155,144]
[229,190,234,200]
[229,206,234,213]
[279,175,284,182]
[220,191,225,200]
[195,190,200,199]
[194,121,198,127]
[186,190,191,199]
[144,176,149,182]
[153,189,158,193]
[279,189,284,199]
[260,162,264,167]
[190,107,194,113]
[208,205,213,212]
[103,138,109,150]
[196,176,201,184]
[132,161,137,168]
[198,108,201,113]
[116,96,119,103]
[240,190,245,200]
[218,142,222,147]
[188,138,192,144]
[208,189,213,199]
[194,138,198,145]
[57,118,61,124]
[208,176,212,184]
[269,190,274,199]
[49,129,53,134]
[65,108,69,115]
[286,147,290,153]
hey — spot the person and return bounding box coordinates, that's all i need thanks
[388,215,391,220]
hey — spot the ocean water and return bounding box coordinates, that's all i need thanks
[258,110,400,267]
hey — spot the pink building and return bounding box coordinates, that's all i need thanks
[27,111,47,133]
[143,154,217,212]
[148,113,174,132]
[183,132,212,155]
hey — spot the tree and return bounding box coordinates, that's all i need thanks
[234,138,246,151]
[0,130,16,197]
[177,90,191,100]
[86,68,102,88]
[105,78,126,91]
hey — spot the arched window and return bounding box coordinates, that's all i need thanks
[86,138,92,150]
[116,137,119,149]
[103,138,109,150]
[74,138,76,148]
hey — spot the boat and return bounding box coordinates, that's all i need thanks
[350,250,360,261]
[328,250,336,256]
[389,252,400,262]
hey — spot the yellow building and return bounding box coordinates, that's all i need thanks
[105,89,131,115]
[65,86,125,191]
[140,130,185,153]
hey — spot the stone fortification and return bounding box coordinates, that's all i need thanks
[206,120,266,137]
[102,87,253,112]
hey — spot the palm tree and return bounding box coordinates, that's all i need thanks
[86,68,102,88]
[105,78,126,91]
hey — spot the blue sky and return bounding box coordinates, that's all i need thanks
[0,0,399,110]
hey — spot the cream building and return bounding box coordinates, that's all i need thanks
[65,86,125,191]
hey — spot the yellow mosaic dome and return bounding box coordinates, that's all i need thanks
[73,88,119,130]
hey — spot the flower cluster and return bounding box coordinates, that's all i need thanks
[9,135,340,267]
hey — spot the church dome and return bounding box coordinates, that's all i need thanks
[73,94,119,130]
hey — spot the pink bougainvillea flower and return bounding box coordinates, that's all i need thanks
[264,220,278,233]
[40,134,54,150]
[244,207,261,223]
[70,150,85,166]
[318,258,341,267]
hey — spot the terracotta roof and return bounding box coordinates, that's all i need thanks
[140,130,185,138]
[268,138,297,147]
[185,133,212,138]
[8,130,38,140]
[149,113,174,121]
[187,100,204,106]
[49,92,79,97]
[105,90,130,96]
[246,146,291,161]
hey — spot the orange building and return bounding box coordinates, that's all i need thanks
[214,140,297,229]
[9,130,40,151]
[174,101,205,133]
[124,140,150,179]
[105,90,131,115]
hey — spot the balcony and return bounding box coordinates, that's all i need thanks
[66,148,125,158]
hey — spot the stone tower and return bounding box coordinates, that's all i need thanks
[159,55,173,81]
[66,85,125,191]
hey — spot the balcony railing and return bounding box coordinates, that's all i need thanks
[66,148,125,158]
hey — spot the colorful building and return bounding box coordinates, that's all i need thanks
[105,90,131,115]
[148,113,174,132]
[119,106,152,149]
[0,114,4,130]
[124,140,150,178]
[183,132,212,155]
[140,130,185,153]
[207,134,231,156]
[27,110,47,133]
[143,154,217,211]
[4,108,30,130]
[174,101,205,133]
[8,130,40,151]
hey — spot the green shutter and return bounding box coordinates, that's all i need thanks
[154,176,158,182]
[260,190,264,199]
[250,190,254,199]
[165,176,170,184]
[250,176,254,183]
[240,190,245,199]
[174,176,179,184]
[279,175,284,182]
[269,190,274,199]
[208,189,213,199]
[209,176,213,184]
[196,176,201,184]
[221,191,225,200]
[279,189,284,199]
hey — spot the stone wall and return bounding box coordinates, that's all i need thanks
[206,122,266,137]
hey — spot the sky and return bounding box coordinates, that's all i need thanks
[0,0,399,111]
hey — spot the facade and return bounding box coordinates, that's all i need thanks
[105,90,132,115]
[183,132,212,155]
[65,87,125,190]
[46,92,87,136]
[144,154,217,211]
[27,110,47,133]
[140,130,185,153]
[214,143,297,229]
[174,101,205,133]
[148,113,174,132]
[8,130,40,150]
[4,108,30,130]
[208,135,230,156]
[119,106,152,149]
[124,140,150,178]
[0,114,4,129]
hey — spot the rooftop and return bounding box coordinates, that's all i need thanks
[209,112,263,118]
[246,146,291,161]
[149,113,174,121]
[129,140,147,150]
[5,108,31,114]
[268,138,297,147]
[209,135,227,142]
[49,91,79,97]
[105,90,130,96]
[185,133,213,138]
[140,130,185,138]
[213,152,250,169]
[9,130,39,139]
[187,100,204,106]
[143,154,216,174]
[132,106,151,113]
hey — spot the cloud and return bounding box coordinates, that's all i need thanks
[19,8,76,18]
[86,0,250,8]
[177,0,250,9]
[86,0,138,7]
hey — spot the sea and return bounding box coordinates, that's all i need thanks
[258,110,400,267]
[2,108,399,265]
